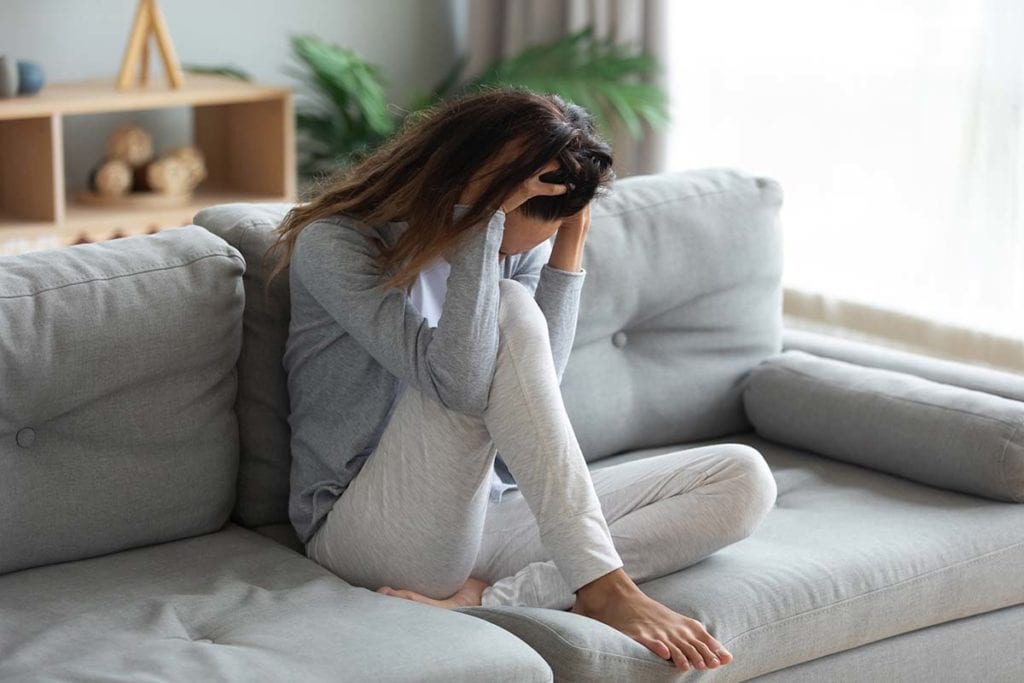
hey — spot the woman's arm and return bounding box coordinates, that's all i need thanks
[511,205,591,384]
[292,206,505,416]
[509,255,585,386]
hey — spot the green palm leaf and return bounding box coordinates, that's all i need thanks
[456,25,669,140]
[288,34,397,177]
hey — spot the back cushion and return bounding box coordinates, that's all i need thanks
[0,227,244,575]
[193,203,294,529]
[562,168,784,461]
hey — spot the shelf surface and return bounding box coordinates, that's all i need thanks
[0,190,294,256]
[0,74,291,120]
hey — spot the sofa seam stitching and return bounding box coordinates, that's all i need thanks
[759,360,1023,431]
[996,416,1024,503]
[0,251,243,299]
[479,610,678,672]
[719,538,1024,647]
[593,186,775,219]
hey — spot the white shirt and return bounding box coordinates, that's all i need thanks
[385,256,516,502]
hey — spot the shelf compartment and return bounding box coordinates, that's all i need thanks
[194,97,296,199]
[0,115,64,223]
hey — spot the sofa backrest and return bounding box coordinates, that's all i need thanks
[194,167,785,531]
[563,168,783,458]
[193,202,295,529]
[0,227,244,575]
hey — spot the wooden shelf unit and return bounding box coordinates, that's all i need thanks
[0,74,296,256]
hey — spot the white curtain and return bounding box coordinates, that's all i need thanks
[663,0,1024,370]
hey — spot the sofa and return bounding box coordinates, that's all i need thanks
[2,167,1022,682]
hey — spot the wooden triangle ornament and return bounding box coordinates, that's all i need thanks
[116,0,185,90]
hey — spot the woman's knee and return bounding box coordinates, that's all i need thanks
[497,278,548,341]
[717,444,778,534]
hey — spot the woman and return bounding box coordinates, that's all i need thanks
[265,87,777,673]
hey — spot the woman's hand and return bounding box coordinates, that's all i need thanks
[548,202,591,273]
[459,153,570,213]
[558,202,591,236]
[498,161,571,214]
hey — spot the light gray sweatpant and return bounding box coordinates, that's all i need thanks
[306,278,778,610]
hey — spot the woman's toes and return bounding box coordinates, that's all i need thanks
[633,635,670,660]
[664,641,690,671]
[683,645,707,669]
[697,643,721,667]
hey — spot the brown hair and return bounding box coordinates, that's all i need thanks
[263,86,615,296]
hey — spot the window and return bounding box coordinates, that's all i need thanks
[663,0,1022,346]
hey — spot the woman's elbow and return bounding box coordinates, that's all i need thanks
[436,381,491,417]
[424,352,498,417]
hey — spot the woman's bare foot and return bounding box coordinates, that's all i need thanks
[376,576,489,609]
[571,568,734,673]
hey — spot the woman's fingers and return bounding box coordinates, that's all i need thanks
[538,160,561,175]
[533,161,570,195]
[543,182,570,195]
[531,175,570,195]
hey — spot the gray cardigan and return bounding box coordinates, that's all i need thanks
[283,204,587,545]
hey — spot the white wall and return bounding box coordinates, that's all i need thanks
[0,0,464,190]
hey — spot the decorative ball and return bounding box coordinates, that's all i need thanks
[16,61,44,95]
[164,145,207,190]
[89,158,133,196]
[106,124,154,167]
[140,156,191,195]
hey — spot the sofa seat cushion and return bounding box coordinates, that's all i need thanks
[462,431,1024,681]
[0,523,551,682]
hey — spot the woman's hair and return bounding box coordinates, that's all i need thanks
[263,86,616,295]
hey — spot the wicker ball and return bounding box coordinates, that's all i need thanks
[164,145,207,190]
[89,158,133,196]
[145,156,191,195]
[106,124,153,167]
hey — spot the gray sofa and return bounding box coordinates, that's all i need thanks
[2,167,1022,682]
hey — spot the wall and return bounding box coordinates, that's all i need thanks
[0,0,463,191]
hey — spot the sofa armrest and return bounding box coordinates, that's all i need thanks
[740,350,1024,503]
[782,327,1024,403]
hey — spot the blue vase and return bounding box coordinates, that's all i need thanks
[17,61,44,95]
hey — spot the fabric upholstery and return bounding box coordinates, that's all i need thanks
[461,430,1024,681]
[0,523,552,682]
[193,202,295,529]
[454,605,684,682]
[253,521,305,554]
[747,602,1024,682]
[742,350,1024,502]
[561,168,784,462]
[783,327,1024,404]
[0,227,244,575]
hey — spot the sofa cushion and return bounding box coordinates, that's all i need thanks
[783,327,1024,404]
[455,605,683,682]
[0,523,552,682]
[563,168,784,462]
[745,603,1024,683]
[742,350,1024,502]
[461,431,1024,680]
[193,202,295,529]
[0,227,244,575]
